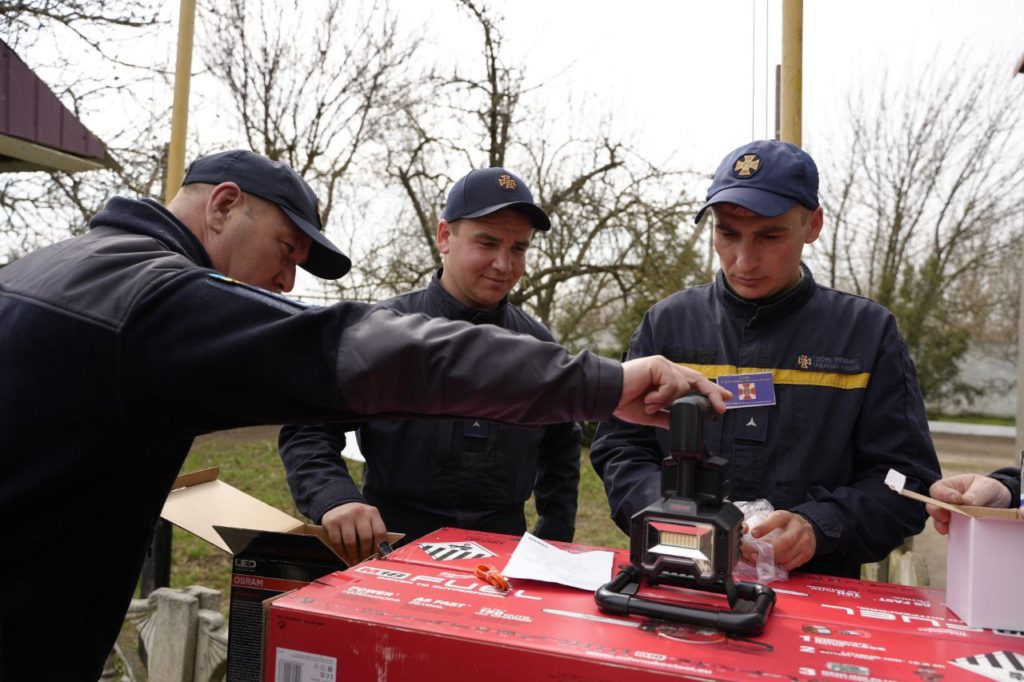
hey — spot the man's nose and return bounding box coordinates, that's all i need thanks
[277,264,297,293]
[735,240,757,269]
[492,249,512,272]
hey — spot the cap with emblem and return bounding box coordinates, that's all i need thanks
[182,149,351,279]
[443,167,551,231]
[694,140,819,224]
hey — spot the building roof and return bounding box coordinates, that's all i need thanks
[0,39,116,173]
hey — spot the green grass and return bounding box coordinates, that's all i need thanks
[927,413,1015,427]
[161,426,628,607]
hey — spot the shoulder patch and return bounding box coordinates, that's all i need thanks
[205,272,312,313]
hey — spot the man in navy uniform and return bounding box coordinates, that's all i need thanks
[591,140,941,578]
[280,168,582,561]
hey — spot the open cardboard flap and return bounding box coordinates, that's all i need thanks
[885,468,1021,520]
[161,467,402,565]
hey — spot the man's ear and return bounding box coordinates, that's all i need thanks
[206,182,243,234]
[437,219,452,255]
[805,206,824,245]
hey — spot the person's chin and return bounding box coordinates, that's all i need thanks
[470,291,504,308]
[479,281,510,297]
[730,280,768,299]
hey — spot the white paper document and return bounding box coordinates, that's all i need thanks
[502,532,615,591]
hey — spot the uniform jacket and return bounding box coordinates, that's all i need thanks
[280,271,582,543]
[591,265,941,578]
[0,197,621,681]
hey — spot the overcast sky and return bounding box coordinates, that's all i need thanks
[284,0,1022,293]
[315,0,1024,293]
[20,0,1024,186]
[398,0,1024,173]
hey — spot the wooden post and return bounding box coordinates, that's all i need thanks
[780,0,803,147]
[164,0,197,204]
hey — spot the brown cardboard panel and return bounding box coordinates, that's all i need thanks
[162,471,305,553]
[897,488,1021,520]
[957,504,1021,520]
[887,468,1022,520]
[162,468,404,561]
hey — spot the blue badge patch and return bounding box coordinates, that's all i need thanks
[717,372,776,409]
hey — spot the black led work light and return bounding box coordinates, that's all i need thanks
[595,395,776,635]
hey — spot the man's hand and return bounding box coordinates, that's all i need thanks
[746,510,817,571]
[927,474,1012,535]
[321,502,388,564]
[616,356,732,428]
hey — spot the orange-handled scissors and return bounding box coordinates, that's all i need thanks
[474,564,512,591]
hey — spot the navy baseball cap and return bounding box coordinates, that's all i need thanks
[694,140,819,223]
[183,149,351,279]
[443,167,551,231]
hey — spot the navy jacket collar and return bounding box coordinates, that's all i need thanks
[90,197,213,269]
[428,268,508,326]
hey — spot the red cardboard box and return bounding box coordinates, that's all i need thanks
[264,529,1024,681]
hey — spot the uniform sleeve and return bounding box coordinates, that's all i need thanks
[990,467,1021,508]
[121,271,623,435]
[790,318,942,566]
[279,422,364,523]
[530,421,582,542]
[589,314,665,534]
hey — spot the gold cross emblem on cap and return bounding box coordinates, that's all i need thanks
[734,154,761,177]
[497,174,517,190]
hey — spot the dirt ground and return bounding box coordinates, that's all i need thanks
[911,432,1018,589]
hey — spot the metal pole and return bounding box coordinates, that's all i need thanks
[774,64,781,141]
[1015,54,1024,451]
[164,0,197,204]
[780,0,803,147]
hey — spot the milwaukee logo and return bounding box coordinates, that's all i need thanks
[353,565,541,600]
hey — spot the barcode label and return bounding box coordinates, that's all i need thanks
[275,648,337,682]
[278,661,302,682]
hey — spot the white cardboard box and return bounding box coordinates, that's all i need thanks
[946,509,1024,631]
[885,468,1023,631]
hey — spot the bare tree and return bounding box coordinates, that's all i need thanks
[356,0,706,351]
[0,131,169,259]
[0,0,158,54]
[201,0,418,298]
[815,54,1024,404]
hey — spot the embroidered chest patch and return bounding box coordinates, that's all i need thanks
[795,354,862,374]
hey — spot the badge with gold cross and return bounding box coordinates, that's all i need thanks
[733,154,761,178]
[497,174,517,191]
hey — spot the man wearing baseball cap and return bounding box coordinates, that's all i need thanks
[592,140,940,579]
[180,148,352,282]
[0,150,734,680]
[280,167,584,562]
